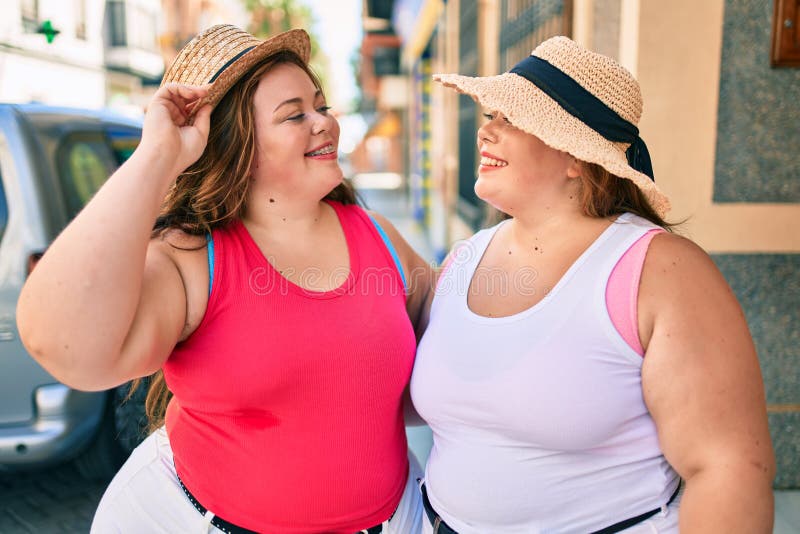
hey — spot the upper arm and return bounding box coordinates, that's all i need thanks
[115,240,188,385]
[367,211,435,338]
[639,233,774,482]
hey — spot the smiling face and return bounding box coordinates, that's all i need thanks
[475,110,580,214]
[250,62,343,202]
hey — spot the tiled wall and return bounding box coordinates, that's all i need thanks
[714,0,800,203]
[712,0,799,489]
[712,253,799,488]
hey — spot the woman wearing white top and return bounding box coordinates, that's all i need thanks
[410,36,774,533]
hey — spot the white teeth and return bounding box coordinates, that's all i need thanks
[480,156,507,167]
[307,145,335,156]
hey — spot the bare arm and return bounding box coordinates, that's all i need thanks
[639,233,775,533]
[16,84,212,391]
[367,211,436,340]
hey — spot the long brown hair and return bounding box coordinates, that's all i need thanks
[485,161,674,230]
[576,162,673,229]
[137,51,357,432]
[153,50,356,235]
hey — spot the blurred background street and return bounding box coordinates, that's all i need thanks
[0,0,797,532]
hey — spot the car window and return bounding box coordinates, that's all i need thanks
[55,132,119,218]
[24,113,142,221]
[106,126,140,165]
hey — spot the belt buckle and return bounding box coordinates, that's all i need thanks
[433,517,441,534]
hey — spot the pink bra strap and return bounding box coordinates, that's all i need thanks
[606,229,664,356]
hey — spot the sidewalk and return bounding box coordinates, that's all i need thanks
[774,491,800,533]
[358,185,800,533]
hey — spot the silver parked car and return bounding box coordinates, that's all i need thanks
[0,103,147,479]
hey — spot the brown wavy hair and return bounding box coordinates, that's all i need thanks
[485,161,674,230]
[136,50,357,432]
[575,162,674,229]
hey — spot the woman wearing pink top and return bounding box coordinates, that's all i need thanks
[410,37,774,532]
[17,26,431,533]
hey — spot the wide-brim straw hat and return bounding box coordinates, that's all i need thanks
[433,36,670,217]
[162,25,311,114]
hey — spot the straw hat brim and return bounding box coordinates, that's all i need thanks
[433,72,671,217]
[166,28,311,116]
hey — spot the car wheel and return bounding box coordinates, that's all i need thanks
[74,380,149,480]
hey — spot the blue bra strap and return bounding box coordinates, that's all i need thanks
[368,215,407,291]
[205,232,214,297]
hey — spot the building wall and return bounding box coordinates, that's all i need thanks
[714,0,800,203]
[633,0,799,488]
[429,0,462,260]
[158,0,249,68]
[409,56,432,225]
[712,0,799,488]
[0,0,108,107]
[0,0,248,112]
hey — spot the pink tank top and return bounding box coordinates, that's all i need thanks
[163,201,415,533]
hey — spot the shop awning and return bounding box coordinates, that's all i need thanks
[392,0,444,66]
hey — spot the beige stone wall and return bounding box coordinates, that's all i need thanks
[575,0,799,252]
[623,0,799,252]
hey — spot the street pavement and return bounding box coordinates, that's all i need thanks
[0,463,106,532]
[775,491,800,534]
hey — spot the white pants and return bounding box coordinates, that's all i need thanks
[91,427,424,533]
[420,484,682,534]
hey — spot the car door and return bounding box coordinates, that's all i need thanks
[0,111,56,425]
[0,108,141,426]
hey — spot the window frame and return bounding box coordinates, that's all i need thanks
[772,0,800,67]
[20,0,39,33]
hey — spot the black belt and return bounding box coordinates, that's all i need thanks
[589,483,681,534]
[178,476,388,534]
[421,482,681,534]
[420,483,459,534]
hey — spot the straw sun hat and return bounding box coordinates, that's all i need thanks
[434,36,670,217]
[161,24,311,114]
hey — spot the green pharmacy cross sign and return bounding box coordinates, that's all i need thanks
[37,20,60,44]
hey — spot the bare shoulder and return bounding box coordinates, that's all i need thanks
[366,210,436,332]
[151,227,207,254]
[366,210,415,263]
[366,209,433,269]
[149,228,210,340]
[642,232,733,300]
[147,228,208,285]
[640,230,755,361]
[365,210,402,241]
[645,232,717,272]
[638,232,742,349]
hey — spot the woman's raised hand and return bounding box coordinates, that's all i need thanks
[140,83,213,178]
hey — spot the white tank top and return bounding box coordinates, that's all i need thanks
[411,213,680,533]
